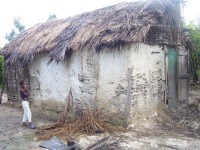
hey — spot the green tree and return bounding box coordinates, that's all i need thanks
[5,29,16,42]
[0,56,4,87]
[48,14,57,20]
[5,17,25,42]
[0,47,4,87]
[13,17,25,32]
[187,21,200,82]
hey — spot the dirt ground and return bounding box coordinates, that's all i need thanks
[0,87,200,150]
[0,106,45,150]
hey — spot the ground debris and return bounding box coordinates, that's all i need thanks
[172,101,200,137]
[39,136,81,150]
[85,136,120,150]
[35,110,125,141]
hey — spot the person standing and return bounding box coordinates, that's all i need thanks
[20,80,36,129]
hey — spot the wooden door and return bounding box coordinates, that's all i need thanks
[167,47,178,109]
[178,49,189,101]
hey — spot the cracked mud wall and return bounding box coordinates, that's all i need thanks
[6,61,30,101]
[29,50,97,114]
[97,44,166,124]
[28,43,166,124]
[4,43,166,126]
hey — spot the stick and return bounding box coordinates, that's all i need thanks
[56,87,73,125]
[41,88,73,130]
[124,69,132,128]
[85,137,110,150]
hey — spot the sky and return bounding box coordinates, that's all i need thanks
[0,0,200,47]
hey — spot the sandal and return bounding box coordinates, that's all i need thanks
[28,122,36,129]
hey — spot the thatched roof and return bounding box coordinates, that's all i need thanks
[1,0,184,64]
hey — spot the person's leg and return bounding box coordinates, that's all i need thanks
[22,101,36,129]
[25,101,32,123]
[22,101,28,126]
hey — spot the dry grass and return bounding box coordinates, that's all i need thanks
[35,109,126,141]
[1,0,184,64]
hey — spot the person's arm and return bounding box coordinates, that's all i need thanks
[21,87,29,96]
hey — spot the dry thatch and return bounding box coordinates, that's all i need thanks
[1,0,183,64]
[36,110,125,141]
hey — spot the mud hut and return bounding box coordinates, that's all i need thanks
[0,0,189,124]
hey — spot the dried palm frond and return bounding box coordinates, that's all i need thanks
[1,0,184,64]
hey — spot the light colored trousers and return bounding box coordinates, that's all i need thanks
[22,101,32,123]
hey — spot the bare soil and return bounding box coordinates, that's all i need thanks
[0,105,45,150]
[0,86,200,150]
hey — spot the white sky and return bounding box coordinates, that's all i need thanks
[0,0,199,47]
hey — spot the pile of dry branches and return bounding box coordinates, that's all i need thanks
[36,89,125,140]
[36,111,124,141]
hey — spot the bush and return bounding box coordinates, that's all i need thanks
[0,56,5,87]
[188,22,200,82]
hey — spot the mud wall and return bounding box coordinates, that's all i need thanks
[6,61,30,101]
[29,43,166,124]
[29,50,97,113]
[97,44,166,123]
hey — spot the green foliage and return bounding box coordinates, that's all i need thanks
[0,56,5,87]
[13,18,25,32]
[0,48,4,87]
[48,14,57,20]
[5,29,16,42]
[187,21,200,81]
[5,17,25,42]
